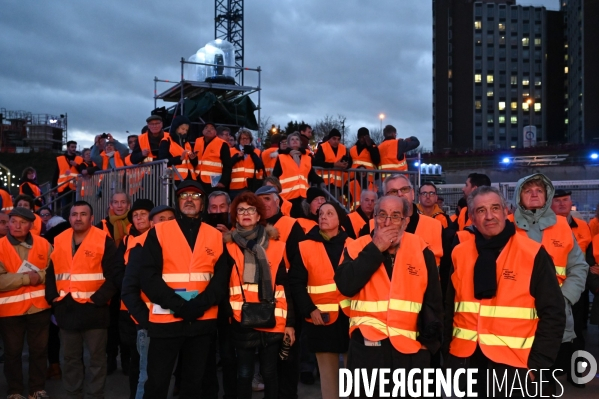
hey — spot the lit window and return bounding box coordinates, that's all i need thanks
[511,116,518,124]
[523,103,530,111]
[487,75,494,83]
[499,36,506,45]
[534,103,541,112]
[522,37,530,46]
[564,66,568,73]
[511,76,518,85]
[534,77,542,86]
[499,116,506,124]
[475,101,482,110]
[522,91,530,98]
[565,118,569,124]
[487,89,494,97]
[522,77,530,86]
[534,38,541,46]
[475,20,482,29]
[498,23,505,31]
[511,102,518,110]
[475,74,482,83]
[487,116,494,124]
[499,102,506,110]
[565,54,568,61]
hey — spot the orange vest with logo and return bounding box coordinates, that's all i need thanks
[138,133,170,163]
[300,240,351,323]
[56,155,83,192]
[571,217,591,254]
[450,233,540,369]
[51,227,107,304]
[148,220,222,323]
[120,232,151,313]
[227,239,287,333]
[100,151,125,170]
[317,142,347,187]
[345,233,428,354]
[262,147,279,176]
[378,140,407,172]
[513,215,573,287]
[194,137,226,185]
[0,235,51,317]
[278,154,311,200]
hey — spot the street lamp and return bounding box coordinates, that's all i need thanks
[379,113,385,131]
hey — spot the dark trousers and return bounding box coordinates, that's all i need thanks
[59,188,76,219]
[278,314,302,399]
[0,310,50,396]
[107,292,128,367]
[48,319,61,364]
[212,317,237,399]
[119,312,140,399]
[199,333,219,399]
[236,342,279,399]
[144,335,211,399]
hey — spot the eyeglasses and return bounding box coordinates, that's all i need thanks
[419,191,437,197]
[40,213,51,217]
[376,212,406,224]
[237,206,257,215]
[385,186,412,196]
[179,192,202,200]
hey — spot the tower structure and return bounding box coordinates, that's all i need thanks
[215,0,244,85]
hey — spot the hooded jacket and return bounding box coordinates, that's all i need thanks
[512,173,588,343]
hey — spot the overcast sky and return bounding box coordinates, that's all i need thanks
[0,0,558,151]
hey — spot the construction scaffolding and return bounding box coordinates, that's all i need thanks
[0,108,67,153]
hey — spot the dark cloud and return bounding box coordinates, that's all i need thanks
[1,0,557,151]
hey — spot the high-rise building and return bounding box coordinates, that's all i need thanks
[433,1,565,151]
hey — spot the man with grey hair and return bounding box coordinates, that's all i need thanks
[335,195,442,377]
[342,190,376,239]
[444,185,565,395]
[207,190,231,233]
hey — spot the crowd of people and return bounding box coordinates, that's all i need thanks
[0,114,598,399]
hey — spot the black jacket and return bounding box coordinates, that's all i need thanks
[334,235,443,354]
[45,236,119,330]
[138,217,230,338]
[313,143,352,169]
[118,229,151,329]
[130,132,164,164]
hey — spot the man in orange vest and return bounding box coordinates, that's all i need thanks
[52,140,83,218]
[134,180,229,398]
[456,173,491,231]
[121,204,176,399]
[377,125,419,173]
[341,189,376,239]
[444,186,565,395]
[262,134,282,176]
[1,183,14,214]
[45,200,119,399]
[347,128,380,206]
[194,122,233,194]
[335,195,442,375]
[130,115,167,164]
[551,189,592,253]
[91,134,129,170]
[416,182,451,229]
[314,129,350,191]
[0,207,52,399]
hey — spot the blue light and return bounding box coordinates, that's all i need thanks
[591,153,598,160]
[414,161,420,167]
[502,157,510,164]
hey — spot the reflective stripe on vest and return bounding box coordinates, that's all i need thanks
[227,239,287,333]
[121,232,151,313]
[317,142,347,187]
[0,235,51,316]
[230,148,263,190]
[56,155,83,192]
[450,233,540,369]
[346,233,428,354]
[149,220,223,323]
[261,147,279,176]
[194,137,225,184]
[50,227,107,304]
[378,140,407,172]
[278,154,311,200]
[138,133,170,163]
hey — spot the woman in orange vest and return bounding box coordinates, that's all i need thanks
[272,132,324,218]
[19,167,45,210]
[229,129,265,198]
[91,134,129,170]
[288,202,351,399]
[224,191,294,399]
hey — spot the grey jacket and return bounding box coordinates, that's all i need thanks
[91,140,129,170]
[512,173,589,342]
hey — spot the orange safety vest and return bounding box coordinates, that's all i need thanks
[590,218,599,237]
[297,218,318,234]
[51,227,107,304]
[378,140,407,172]
[120,232,151,313]
[138,133,170,163]
[593,234,599,264]
[450,214,458,223]
[512,214,572,287]
[350,146,376,170]
[160,137,198,181]
[347,211,368,238]
[194,137,226,185]
[450,233,540,369]
[300,240,351,323]
[262,147,279,176]
[0,189,14,213]
[278,154,311,201]
[456,230,475,243]
[230,148,263,190]
[19,182,42,199]
[348,146,377,206]
[148,220,222,323]
[457,207,472,231]
[30,214,43,236]
[317,142,347,187]
[56,155,83,192]
[571,217,591,254]
[417,204,449,229]
[280,197,292,217]
[100,151,125,170]
[99,219,131,241]
[0,235,51,317]
[274,215,297,243]
[345,233,428,354]
[227,239,288,333]
[368,214,443,266]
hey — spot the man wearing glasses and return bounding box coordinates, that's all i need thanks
[134,180,230,398]
[335,195,443,380]
[130,116,167,164]
[416,183,451,229]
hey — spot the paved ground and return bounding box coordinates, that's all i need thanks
[1,325,598,398]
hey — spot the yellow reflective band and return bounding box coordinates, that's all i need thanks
[230,301,243,310]
[555,266,566,276]
[315,304,339,312]
[229,285,285,298]
[307,283,337,294]
[340,299,351,309]
[190,273,213,282]
[279,176,308,184]
[352,161,375,168]
[200,171,222,176]
[70,273,105,282]
[232,167,244,172]
[452,327,478,342]
[0,289,46,305]
[479,334,535,349]
[275,308,287,318]
[56,273,71,281]
[280,184,309,194]
[231,178,246,183]
[388,299,422,313]
[480,305,538,320]
[350,300,388,313]
[379,164,400,169]
[349,316,388,335]
[388,327,418,340]
[201,161,223,167]
[61,291,96,299]
[454,301,480,313]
